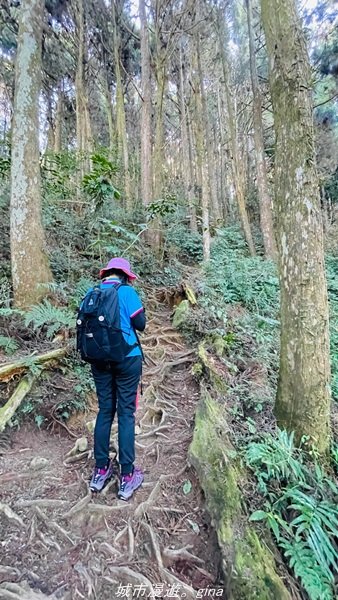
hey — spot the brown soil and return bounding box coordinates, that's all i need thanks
[0,299,224,600]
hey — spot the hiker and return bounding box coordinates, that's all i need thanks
[77,257,145,500]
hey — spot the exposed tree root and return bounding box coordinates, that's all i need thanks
[62,489,92,519]
[0,502,24,527]
[34,506,75,545]
[15,499,68,509]
[163,545,205,566]
[141,521,163,568]
[0,582,60,600]
[105,567,155,599]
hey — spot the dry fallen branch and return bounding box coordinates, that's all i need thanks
[0,346,69,382]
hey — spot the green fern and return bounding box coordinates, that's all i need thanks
[245,430,305,493]
[283,487,338,580]
[24,300,74,339]
[0,335,19,355]
[280,538,333,600]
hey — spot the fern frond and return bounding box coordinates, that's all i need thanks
[25,300,74,338]
[280,538,333,600]
[0,335,19,355]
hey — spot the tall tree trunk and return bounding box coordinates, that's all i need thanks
[139,0,152,207]
[75,0,92,182]
[246,0,276,259]
[261,0,331,453]
[192,33,210,261]
[112,1,131,210]
[10,0,53,308]
[196,34,221,225]
[179,43,197,232]
[216,10,256,255]
[139,0,160,250]
[101,74,116,157]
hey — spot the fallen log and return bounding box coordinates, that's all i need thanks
[0,346,70,382]
[0,372,39,432]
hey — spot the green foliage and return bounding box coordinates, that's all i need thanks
[205,227,279,315]
[166,223,203,262]
[245,430,305,494]
[0,335,19,355]
[24,300,74,339]
[246,430,338,600]
[147,193,177,219]
[326,256,338,401]
[42,151,78,200]
[82,153,120,207]
[0,156,10,179]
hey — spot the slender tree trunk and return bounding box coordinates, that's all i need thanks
[217,10,256,255]
[139,0,160,250]
[196,35,220,225]
[101,74,116,157]
[75,0,92,182]
[112,1,131,210]
[10,0,53,308]
[153,57,166,201]
[192,33,210,261]
[179,44,197,232]
[261,0,331,453]
[139,0,152,207]
[246,0,276,259]
[54,83,63,153]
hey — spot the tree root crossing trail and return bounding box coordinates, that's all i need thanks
[0,296,222,600]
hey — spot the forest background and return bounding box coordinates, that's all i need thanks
[1,0,338,598]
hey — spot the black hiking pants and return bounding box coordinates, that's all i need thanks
[91,356,142,475]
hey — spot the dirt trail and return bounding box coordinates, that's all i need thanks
[0,294,223,599]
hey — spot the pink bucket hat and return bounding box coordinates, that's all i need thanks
[99,257,137,280]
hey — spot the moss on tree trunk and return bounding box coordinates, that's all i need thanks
[261,0,331,453]
[10,0,53,308]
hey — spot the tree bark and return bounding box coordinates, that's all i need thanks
[246,0,276,259]
[139,0,161,251]
[75,0,92,181]
[179,43,197,232]
[10,0,53,308]
[112,0,132,210]
[261,0,331,453]
[216,10,256,256]
[196,33,221,225]
[139,0,152,207]
[192,33,210,261]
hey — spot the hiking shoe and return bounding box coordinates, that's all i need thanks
[90,461,114,492]
[118,467,144,501]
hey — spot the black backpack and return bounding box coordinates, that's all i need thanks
[76,283,138,364]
